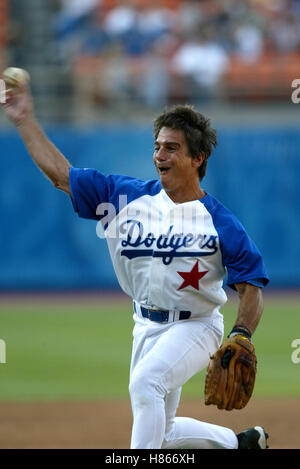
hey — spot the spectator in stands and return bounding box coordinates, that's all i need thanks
[136,35,174,109]
[54,0,101,63]
[55,0,100,40]
[268,11,300,53]
[177,0,205,35]
[103,0,136,39]
[136,0,177,41]
[170,26,229,103]
[103,0,176,56]
[233,21,264,63]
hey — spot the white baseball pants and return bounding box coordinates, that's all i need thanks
[129,306,238,449]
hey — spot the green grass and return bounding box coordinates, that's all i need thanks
[0,295,299,402]
[0,301,133,401]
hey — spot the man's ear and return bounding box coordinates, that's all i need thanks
[192,153,205,168]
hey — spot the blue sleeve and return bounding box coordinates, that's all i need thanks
[202,195,270,290]
[69,167,108,220]
[220,216,269,290]
[69,166,161,221]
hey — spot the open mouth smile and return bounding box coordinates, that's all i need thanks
[158,166,171,175]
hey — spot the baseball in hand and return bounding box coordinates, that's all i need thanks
[3,67,30,87]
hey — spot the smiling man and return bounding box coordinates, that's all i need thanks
[153,126,205,202]
[153,111,214,203]
[2,79,269,450]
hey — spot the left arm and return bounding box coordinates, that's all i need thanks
[232,282,264,336]
[205,282,263,410]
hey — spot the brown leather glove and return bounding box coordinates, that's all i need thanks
[204,335,257,411]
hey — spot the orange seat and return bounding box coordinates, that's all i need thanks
[223,53,300,100]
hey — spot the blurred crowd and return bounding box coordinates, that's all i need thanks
[53,0,300,111]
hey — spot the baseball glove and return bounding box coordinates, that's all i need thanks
[204,335,257,411]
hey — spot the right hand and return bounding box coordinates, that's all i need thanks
[2,81,34,127]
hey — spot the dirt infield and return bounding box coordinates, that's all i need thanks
[0,397,298,449]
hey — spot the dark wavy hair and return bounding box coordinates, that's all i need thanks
[153,104,217,181]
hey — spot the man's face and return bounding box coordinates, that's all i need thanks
[153,127,203,194]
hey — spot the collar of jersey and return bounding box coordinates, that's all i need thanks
[161,189,209,206]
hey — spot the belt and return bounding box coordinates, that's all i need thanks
[134,302,191,323]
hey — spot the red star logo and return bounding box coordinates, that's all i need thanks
[177,261,208,291]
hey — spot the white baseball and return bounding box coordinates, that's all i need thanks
[3,67,30,87]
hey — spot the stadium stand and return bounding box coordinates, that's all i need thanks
[2,0,300,121]
[0,0,8,71]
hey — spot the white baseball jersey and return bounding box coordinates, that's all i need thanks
[69,166,270,449]
[69,167,269,317]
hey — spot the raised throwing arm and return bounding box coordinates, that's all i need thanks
[2,77,71,195]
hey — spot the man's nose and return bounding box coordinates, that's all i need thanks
[156,148,167,160]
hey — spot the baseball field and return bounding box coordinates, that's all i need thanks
[0,290,299,449]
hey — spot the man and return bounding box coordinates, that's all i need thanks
[2,79,269,449]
